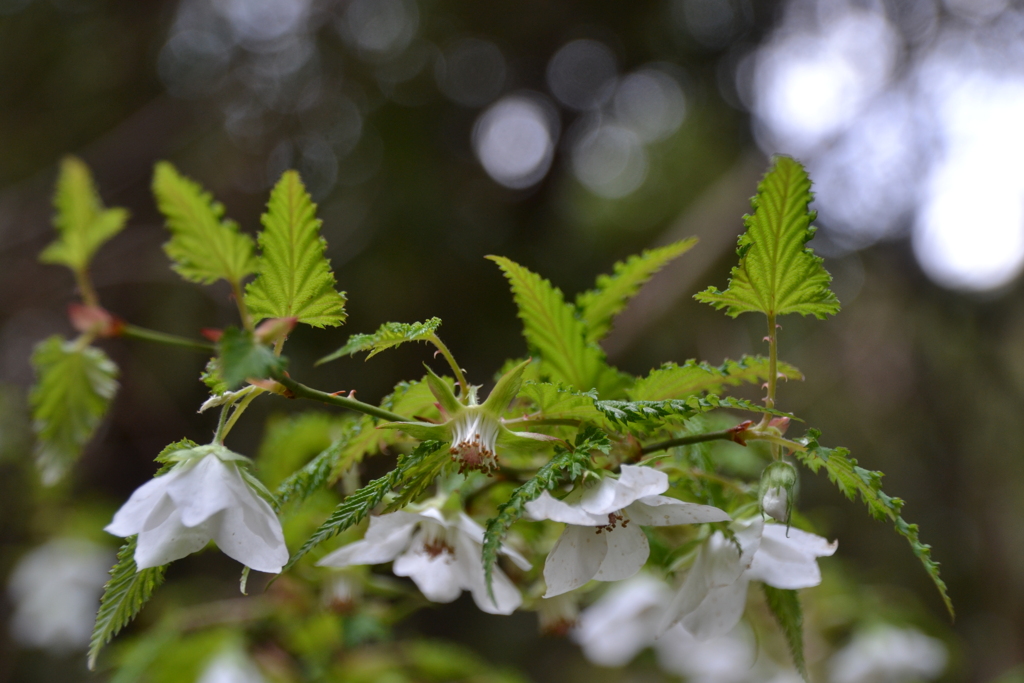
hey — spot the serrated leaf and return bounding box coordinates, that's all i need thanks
[384,443,450,511]
[481,426,611,601]
[762,585,807,681]
[488,256,626,396]
[218,327,287,390]
[152,161,257,286]
[318,318,442,365]
[695,156,840,319]
[40,156,128,273]
[630,356,803,401]
[244,170,347,328]
[595,395,791,427]
[576,238,697,343]
[200,358,227,395]
[284,440,445,570]
[518,381,603,422]
[273,421,360,510]
[30,336,118,485]
[88,537,167,670]
[794,430,953,618]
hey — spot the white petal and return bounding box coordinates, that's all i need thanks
[626,496,731,526]
[166,455,235,527]
[746,524,836,590]
[456,533,522,615]
[317,515,418,567]
[593,523,649,581]
[105,471,179,537]
[580,465,667,516]
[542,524,607,597]
[392,531,463,603]
[680,579,750,642]
[524,491,604,525]
[572,574,670,666]
[134,495,211,569]
[209,488,288,574]
[454,512,531,571]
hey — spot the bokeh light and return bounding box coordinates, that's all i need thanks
[473,94,558,190]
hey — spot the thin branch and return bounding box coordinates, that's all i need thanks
[640,429,737,456]
[274,372,411,423]
[122,324,215,352]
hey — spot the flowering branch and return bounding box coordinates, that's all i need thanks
[272,372,412,423]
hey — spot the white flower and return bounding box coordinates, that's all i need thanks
[573,573,759,683]
[105,450,288,573]
[830,625,947,683]
[317,506,530,615]
[7,538,112,652]
[524,464,731,597]
[660,517,837,640]
[761,486,788,522]
[196,649,268,683]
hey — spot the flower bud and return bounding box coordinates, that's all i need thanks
[759,461,797,523]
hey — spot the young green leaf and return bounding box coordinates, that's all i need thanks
[40,156,128,274]
[88,537,167,670]
[488,256,626,396]
[576,238,697,343]
[596,395,791,427]
[30,336,118,485]
[695,156,840,319]
[284,440,445,570]
[762,585,808,682]
[630,356,803,401]
[481,426,611,600]
[318,318,443,365]
[152,161,257,286]
[244,170,347,328]
[217,327,287,389]
[794,430,954,618]
[518,382,604,423]
[274,422,361,510]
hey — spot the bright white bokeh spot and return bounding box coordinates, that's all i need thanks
[473,95,556,189]
[215,0,311,44]
[913,73,1024,291]
[571,123,649,199]
[613,68,686,143]
[547,39,618,111]
[753,9,899,154]
[344,0,419,56]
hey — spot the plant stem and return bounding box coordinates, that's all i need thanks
[122,324,215,352]
[766,312,778,410]
[428,334,469,398]
[640,429,736,455]
[213,403,231,444]
[75,267,100,308]
[274,373,411,423]
[220,388,263,441]
[231,279,254,332]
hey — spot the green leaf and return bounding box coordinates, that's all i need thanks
[694,156,840,319]
[88,537,167,670]
[576,238,697,343]
[630,356,803,401]
[762,585,808,682]
[152,161,257,286]
[40,156,128,272]
[200,358,228,396]
[481,426,611,601]
[318,318,442,365]
[794,430,954,618]
[273,421,360,510]
[153,438,200,476]
[488,256,625,396]
[384,441,449,511]
[284,440,445,570]
[518,382,604,423]
[30,336,118,485]
[217,327,287,389]
[482,359,532,415]
[244,170,347,328]
[595,395,791,427]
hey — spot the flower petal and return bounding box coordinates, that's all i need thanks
[593,522,649,581]
[456,533,522,615]
[580,465,668,516]
[165,455,235,527]
[542,524,607,597]
[572,574,670,666]
[134,495,210,569]
[209,487,289,573]
[626,496,731,526]
[680,579,751,642]
[392,530,463,603]
[105,471,179,537]
[524,491,605,526]
[318,513,419,567]
[425,365,463,417]
[746,524,836,590]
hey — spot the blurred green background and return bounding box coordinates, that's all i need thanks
[2,0,1023,681]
